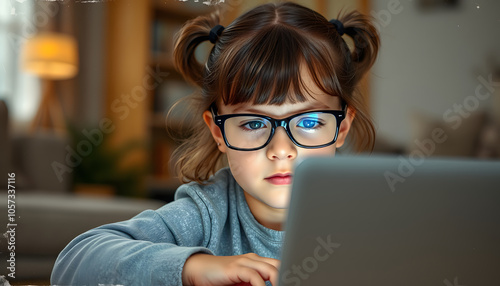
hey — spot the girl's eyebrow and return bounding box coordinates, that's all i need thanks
[232,103,334,116]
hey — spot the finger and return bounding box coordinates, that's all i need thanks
[256,263,279,286]
[268,268,279,286]
[243,253,281,269]
[259,258,280,286]
[236,256,279,286]
[259,257,281,270]
[236,268,267,286]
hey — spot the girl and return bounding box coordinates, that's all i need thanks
[51,2,379,285]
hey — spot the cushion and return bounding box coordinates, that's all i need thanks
[11,132,71,193]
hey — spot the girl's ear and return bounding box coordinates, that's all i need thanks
[203,110,227,153]
[335,107,355,148]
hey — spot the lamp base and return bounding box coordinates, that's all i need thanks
[30,80,66,134]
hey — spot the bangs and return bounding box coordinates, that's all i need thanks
[217,24,344,106]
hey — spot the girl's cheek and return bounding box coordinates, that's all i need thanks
[227,151,260,176]
[298,145,337,158]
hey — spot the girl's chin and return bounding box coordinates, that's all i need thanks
[244,188,292,209]
[263,195,292,210]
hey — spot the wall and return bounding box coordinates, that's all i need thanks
[370,0,500,147]
[74,2,107,127]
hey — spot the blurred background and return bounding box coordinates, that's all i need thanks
[1,0,499,198]
[0,0,499,282]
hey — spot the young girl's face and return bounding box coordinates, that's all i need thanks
[204,69,353,229]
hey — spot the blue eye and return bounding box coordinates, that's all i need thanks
[297,118,322,129]
[242,121,267,130]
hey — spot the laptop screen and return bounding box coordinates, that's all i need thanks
[279,155,500,286]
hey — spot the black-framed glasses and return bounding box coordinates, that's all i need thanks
[210,103,346,151]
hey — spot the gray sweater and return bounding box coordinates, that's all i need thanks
[51,167,285,285]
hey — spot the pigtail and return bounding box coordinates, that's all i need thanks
[168,95,226,183]
[338,11,380,85]
[173,12,220,86]
[171,12,226,183]
[335,11,380,152]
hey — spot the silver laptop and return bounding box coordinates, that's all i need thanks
[279,155,500,286]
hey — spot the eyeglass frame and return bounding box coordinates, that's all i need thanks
[210,102,347,151]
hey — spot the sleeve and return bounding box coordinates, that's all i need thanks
[50,191,216,286]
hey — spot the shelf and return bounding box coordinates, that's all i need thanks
[148,0,209,180]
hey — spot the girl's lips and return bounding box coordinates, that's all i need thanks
[265,174,293,185]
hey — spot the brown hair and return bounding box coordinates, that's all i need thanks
[171,1,380,183]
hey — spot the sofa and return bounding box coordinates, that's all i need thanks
[0,100,165,283]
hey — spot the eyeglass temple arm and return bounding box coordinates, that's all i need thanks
[210,103,218,119]
[341,100,348,113]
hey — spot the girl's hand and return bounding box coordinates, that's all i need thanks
[181,253,280,286]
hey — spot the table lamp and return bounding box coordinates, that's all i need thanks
[21,32,78,133]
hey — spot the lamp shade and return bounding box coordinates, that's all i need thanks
[21,32,79,80]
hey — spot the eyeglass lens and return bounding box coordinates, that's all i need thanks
[223,112,338,149]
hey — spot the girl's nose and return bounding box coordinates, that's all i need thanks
[266,127,297,160]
